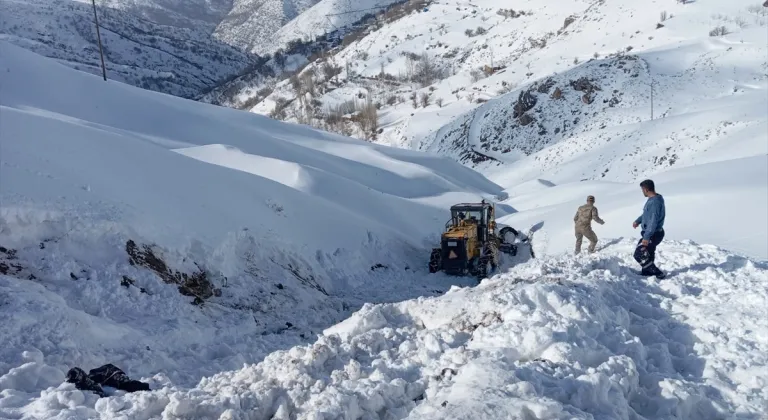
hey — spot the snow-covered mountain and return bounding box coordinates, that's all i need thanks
[210,0,767,170]
[98,0,233,29]
[212,0,321,54]
[0,0,258,98]
[1,0,767,417]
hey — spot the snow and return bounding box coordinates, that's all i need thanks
[0,41,502,417]
[0,0,255,98]
[497,155,768,260]
[2,0,768,417]
[8,240,766,419]
[211,0,767,176]
[266,0,407,55]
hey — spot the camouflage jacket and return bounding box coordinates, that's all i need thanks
[574,204,604,228]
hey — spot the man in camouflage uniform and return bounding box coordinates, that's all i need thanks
[573,195,605,254]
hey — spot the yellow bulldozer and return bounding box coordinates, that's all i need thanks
[428,200,531,279]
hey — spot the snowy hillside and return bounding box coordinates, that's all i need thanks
[422,23,768,177]
[98,0,233,29]
[212,0,321,54]
[0,0,256,98]
[207,0,767,159]
[261,0,410,55]
[0,40,510,414]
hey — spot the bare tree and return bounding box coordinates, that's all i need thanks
[419,92,431,107]
[353,97,378,140]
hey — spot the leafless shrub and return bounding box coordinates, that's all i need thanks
[239,95,261,110]
[470,69,485,83]
[419,92,431,107]
[734,16,749,28]
[435,97,444,107]
[300,71,316,96]
[289,73,302,94]
[529,37,547,49]
[465,28,475,37]
[497,8,523,18]
[321,61,342,82]
[660,11,669,22]
[497,82,515,95]
[270,97,290,119]
[709,26,730,36]
[350,97,378,140]
[404,53,446,87]
[475,26,487,35]
[410,92,418,108]
[257,86,274,98]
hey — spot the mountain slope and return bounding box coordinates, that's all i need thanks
[0,40,506,409]
[0,0,257,98]
[208,0,766,165]
[212,0,321,54]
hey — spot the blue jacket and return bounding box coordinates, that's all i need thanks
[635,194,665,240]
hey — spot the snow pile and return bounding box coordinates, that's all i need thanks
[0,40,504,415]
[9,239,766,419]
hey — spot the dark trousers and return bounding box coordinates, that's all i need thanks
[633,229,664,274]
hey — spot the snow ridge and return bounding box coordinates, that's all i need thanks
[4,240,766,419]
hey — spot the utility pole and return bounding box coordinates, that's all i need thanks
[91,0,107,81]
[650,77,654,120]
[647,62,654,120]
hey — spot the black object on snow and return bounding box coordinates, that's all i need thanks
[65,364,150,397]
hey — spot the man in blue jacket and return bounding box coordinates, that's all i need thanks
[632,179,666,278]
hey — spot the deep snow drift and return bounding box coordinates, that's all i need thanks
[7,240,767,419]
[0,40,510,416]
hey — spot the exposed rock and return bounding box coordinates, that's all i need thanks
[513,90,537,118]
[562,15,576,31]
[537,78,556,94]
[570,77,601,93]
[519,113,535,126]
[551,87,563,100]
[126,240,220,303]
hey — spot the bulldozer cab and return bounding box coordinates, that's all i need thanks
[447,202,494,243]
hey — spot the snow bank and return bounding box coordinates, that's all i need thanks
[0,41,502,415]
[10,240,765,419]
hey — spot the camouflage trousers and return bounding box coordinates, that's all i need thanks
[575,226,598,254]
